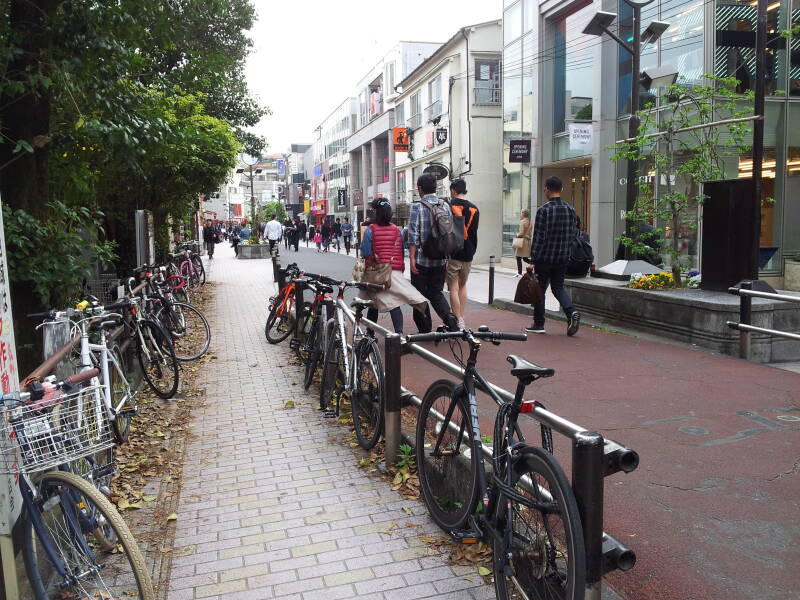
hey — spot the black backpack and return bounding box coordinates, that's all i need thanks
[418,198,463,259]
[570,231,593,264]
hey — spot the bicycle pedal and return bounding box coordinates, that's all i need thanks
[289,339,301,351]
[323,410,337,418]
[119,406,138,417]
[450,529,481,544]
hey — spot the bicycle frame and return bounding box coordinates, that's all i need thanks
[78,326,131,419]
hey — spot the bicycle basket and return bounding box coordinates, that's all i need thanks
[0,385,114,474]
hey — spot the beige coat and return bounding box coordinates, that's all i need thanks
[515,217,532,258]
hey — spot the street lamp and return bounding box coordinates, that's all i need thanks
[236,154,262,232]
[583,0,677,278]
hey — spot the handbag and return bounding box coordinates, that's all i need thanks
[514,270,543,305]
[362,225,397,290]
[511,237,524,250]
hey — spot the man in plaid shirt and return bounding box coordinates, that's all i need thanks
[526,176,581,336]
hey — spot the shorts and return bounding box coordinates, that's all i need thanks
[445,259,472,287]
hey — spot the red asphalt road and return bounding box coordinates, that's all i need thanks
[397,305,799,600]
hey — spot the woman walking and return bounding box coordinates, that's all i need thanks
[514,208,533,276]
[359,199,427,334]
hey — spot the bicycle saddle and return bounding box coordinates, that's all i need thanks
[506,354,554,379]
[351,298,373,308]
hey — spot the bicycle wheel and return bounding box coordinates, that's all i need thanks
[156,302,211,361]
[265,290,296,344]
[319,319,345,412]
[351,338,384,449]
[70,453,117,551]
[108,345,134,443]
[493,447,586,600]
[416,379,479,531]
[302,318,323,390]
[181,261,201,292]
[191,255,206,285]
[136,319,179,399]
[22,470,154,600]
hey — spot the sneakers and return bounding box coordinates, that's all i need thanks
[567,311,581,336]
[525,324,545,334]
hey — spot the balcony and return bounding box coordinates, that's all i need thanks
[407,113,421,130]
[474,87,501,105]
[425,100,442,122]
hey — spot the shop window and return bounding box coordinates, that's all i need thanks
[552,4,595,134]
[504,1,522,45]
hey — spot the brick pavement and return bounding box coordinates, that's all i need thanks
[167,245,494,599]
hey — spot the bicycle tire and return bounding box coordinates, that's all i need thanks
[22,470,154,600]
[156,302,211,361]
[136,319,179,399]
[351,338,384,449]
[108,345,133,443]
[181,261,201,292]
[416,379,480,531]
[265,290,296,344]
[319,319,345,412]
[302,318,323,390]
[493,447,586,600]
[191,255,206,285]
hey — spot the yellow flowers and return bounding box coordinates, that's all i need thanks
[628,272,674,290]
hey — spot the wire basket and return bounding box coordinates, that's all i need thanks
[0,385,114,475]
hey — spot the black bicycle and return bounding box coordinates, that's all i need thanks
[407,327,586,600]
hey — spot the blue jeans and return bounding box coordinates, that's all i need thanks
[532,262,574,326]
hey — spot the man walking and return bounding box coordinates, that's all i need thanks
[333,218,342,252]
[265,214,283,257]
[409,174,458,333]
[341,216,354,255]
[526,176,581,336]
[202,219,216,260]
[446,179,479,330]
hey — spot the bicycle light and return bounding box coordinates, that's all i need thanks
[519,400,537,414]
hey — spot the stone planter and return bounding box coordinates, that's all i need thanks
[785,260,800,292]
[237,243,272,259]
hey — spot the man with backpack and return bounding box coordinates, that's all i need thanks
[408,173,459,333]
[446,178,479,330]
[566,216,593,277]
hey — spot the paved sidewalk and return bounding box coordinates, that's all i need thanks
[167,246,494,599]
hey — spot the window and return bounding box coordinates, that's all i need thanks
[504,1,522,45]
[426,75,442,120]
[474,59,500,105]
[394,100,405,127]
[408,91,421,129]
[397,170,406,195]
[386,62,396,95]
[552,4,595,134]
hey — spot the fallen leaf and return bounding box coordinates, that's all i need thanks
[166,512,178,521]
[142,495,157,502]
[477,566,491,576]
[158,547,173,553]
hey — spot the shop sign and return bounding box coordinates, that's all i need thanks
[277,159,286,176]
[435,128,448,145]
[425,130,434,149]
[568,123,592,151]
[423,163,449,181]
[393,127,409,152]
[509,139,531,163]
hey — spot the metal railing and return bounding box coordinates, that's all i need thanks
[424,100,442,122]
[727,280,800,359]
[406,114,421,130]
[474,87,501,105]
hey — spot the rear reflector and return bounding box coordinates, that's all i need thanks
[519,400,537,414]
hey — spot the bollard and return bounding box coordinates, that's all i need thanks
[488,255,495,305]
[572,431,605,596]
[739,280,752,360]
[293,278,305,344]
[384,333,402,468]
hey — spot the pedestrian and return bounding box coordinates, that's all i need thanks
[308,224,315,248]
[359,199,427,334]
[333,218,343,252]
[292,217,302,251]
[408,173,458,333]
[321,220,332,253]
[446,178,479,330]
[314,230,323,252]
[230,229,240,257]
[341,216,354,255]
[240,222,251,242]
[265,214,283,257]
[514,209,533,276]
[202,219,216,260]
[526,176,581,336]
[283,217,293,250]
[297,219,307,247]
[566,216,594,277]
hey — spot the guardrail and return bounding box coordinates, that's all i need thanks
[727,280,800,359]
[273,259,640,598]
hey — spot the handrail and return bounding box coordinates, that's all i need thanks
[727,281,800,358]
[728,286,800,304]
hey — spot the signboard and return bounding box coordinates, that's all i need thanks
[509,139,531,163]
[135,210,155,267]
[425,130,434,149]
[568,123,592,151]
[337,188,346,207]
[277,159,286,177]
[393,127,409,152]
[423,163,449,181]
[435,128,448,145]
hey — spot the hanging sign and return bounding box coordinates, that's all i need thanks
[568,123,593,151]
[423,163,449,181]
[435,128,448,145]
[509,139,531,163]
[393,127,409,152]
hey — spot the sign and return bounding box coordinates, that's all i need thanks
[423,163,449,181]
[509,139,531,163]
[337,188,346,207]
[277,159,286,177]
[435,128,448,145]
[425,130,434,149]
[393,127,409,152]
[568,123,592,151]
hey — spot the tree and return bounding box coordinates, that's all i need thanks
[259,200,287,225]
[612,75,753,286]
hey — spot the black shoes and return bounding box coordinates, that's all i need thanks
[567,311,581,336]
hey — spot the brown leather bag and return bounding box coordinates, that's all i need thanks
[514,270,543,305]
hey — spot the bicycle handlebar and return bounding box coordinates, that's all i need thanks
[65,368,100,385]
[404,330,528,344]
[103,300,131,312]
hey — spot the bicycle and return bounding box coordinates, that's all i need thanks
[318,279,384,449]
[1,370,154,599]
[265,263,302,344]
[407,327,586,600]
[174,243,205,291]
[293,274,336,390]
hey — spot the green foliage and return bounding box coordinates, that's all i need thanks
[611,75,752,286]
[259,200,287,224]
[397,443,415,471]
[2,201,116,307]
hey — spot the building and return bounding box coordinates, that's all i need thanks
[285,143,311,217]
[203,169,247,221]
[311,98,358,226]
[347,41,442,223]
[502,0,799,285]
[393,21,503,263]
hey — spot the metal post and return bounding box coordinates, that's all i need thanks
[739,280,752,360]
[384,333,402,468]
[751,0,766,281]
[249,164,256,232]
[572,431,605,593]
[488,255,495,305]
[293,278,305,344]
[623,3,642,260]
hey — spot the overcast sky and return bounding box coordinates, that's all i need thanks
[245,0,502,153]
